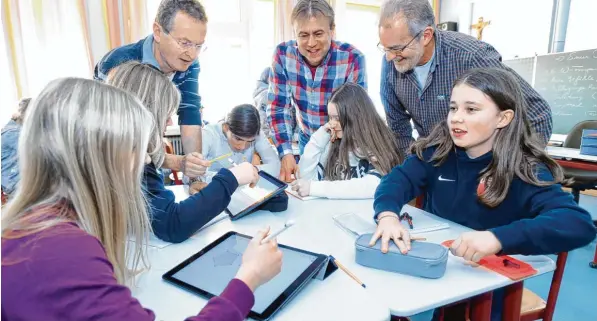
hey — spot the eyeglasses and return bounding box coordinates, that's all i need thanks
[377,29,424,55]
[161,26,207,53]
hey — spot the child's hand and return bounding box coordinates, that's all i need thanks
[323,122,337,143]
[450,231,503,263]
[290,179,311,197]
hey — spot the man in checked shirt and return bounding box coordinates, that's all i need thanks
[267,0,367,183]
[378,0,552,155]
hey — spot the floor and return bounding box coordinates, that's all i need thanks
[524,193,597,321]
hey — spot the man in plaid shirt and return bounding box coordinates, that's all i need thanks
[378,0,552,155]
[267,0,367,182]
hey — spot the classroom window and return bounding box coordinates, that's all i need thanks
[471,0,552,59]
[339,2,385,117]
[564,0,597,52]
[146,0,275,123]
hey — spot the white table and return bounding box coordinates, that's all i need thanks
[547,146,597,162]
[134,187,555,320]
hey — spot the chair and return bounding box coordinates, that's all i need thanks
[1,188,7,206]
[164,139,183,185]
[434,252,569,321]
[561,120,597,204]
[412,191,570,321]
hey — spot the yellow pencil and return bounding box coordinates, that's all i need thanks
[209,152,233,164]
[330,256,366,288]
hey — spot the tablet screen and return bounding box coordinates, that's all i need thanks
[227,172,284,218]
[169,233,321,314]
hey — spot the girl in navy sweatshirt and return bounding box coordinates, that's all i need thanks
[371,68,595,321]
[108,61,260,243]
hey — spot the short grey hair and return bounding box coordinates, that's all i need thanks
[291,0,335,29]
[379,0,435,37]
[156,0,207,33]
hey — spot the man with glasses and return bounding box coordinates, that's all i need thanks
[267,0,367,183]
[94,0,209,182]
[378,0,552,155]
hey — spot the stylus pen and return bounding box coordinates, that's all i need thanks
[208,152,233,165]
[330,255,366,289]
[261,220,295,244]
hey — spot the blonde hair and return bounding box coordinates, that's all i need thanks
[107,61,180,168]
[1,78,154,286]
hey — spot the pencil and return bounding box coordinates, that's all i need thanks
[208,152,233,164]
[409,236,426,241]
[330,255,366,288]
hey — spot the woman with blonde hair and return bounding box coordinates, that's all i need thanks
[2,78,282,320]
[108,61,260,243]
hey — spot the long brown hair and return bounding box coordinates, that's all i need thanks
[324,83,403,180]
[412,68,564,207]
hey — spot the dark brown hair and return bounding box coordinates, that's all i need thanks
[412,68,565,207]
[324,83,403,180]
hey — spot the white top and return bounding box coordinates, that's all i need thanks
[202,122,280,171]
[133,189,555,319]
[546,146,597,162]
[298,126,382,199]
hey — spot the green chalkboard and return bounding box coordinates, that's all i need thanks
[533,49,597,134]
[503,56,535,86]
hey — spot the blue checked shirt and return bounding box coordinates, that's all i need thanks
[267,40,367,157]
[381,30,552,154]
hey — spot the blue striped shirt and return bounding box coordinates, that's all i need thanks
[380,30,552,154]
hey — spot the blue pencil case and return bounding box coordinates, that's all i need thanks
[355,233,448,279]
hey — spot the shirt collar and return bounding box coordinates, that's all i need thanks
[142,35,161,69]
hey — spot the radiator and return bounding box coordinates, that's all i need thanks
[165,135,184,155]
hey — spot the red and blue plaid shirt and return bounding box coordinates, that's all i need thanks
[266,40,367,156]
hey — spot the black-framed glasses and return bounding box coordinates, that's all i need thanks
[377,29,424,55]
[160,26,207,53]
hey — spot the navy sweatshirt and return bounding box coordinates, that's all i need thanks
[374,147,595,321]
[374,147,595,255]
[143,162,239,243]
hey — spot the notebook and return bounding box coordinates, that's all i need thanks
[333,207,450,237]
[399,206,450,234]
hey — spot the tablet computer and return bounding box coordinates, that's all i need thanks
[162,231,327,321]
[226,171,287,221]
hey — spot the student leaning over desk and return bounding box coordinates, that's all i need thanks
[291,83,403,199]
[108,62,260,244]
[198,104,280,194]
[1,78,283,321]
[371,68,596,321]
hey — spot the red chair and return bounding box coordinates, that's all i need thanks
[412,193,569,321]
[164,139,182,185]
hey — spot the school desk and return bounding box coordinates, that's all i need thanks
[132,186,555,321]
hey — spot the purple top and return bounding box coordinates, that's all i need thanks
[1,221,255,320]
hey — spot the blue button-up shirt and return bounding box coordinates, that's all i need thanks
[94,35,202,125]
[381,30,552,154]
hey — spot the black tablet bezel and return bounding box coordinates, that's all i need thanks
[225,170,288,221]
[162,231,327,320]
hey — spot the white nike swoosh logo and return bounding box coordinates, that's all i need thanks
[438,175,455,182]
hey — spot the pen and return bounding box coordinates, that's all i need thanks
[261,220,295,244]
[209,152,233,164]
[330,255,366,288]
[228,157,238,167]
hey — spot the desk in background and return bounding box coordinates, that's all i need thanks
[134,187,555,321]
